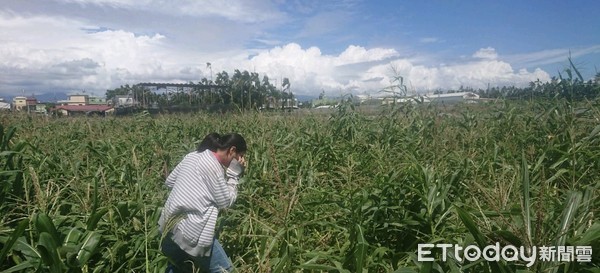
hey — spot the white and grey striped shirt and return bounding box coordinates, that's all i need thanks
[158,149,242,257]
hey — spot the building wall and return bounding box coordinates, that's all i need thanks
[68,95,88,105]
[425,92,480,103]
[55,106,114,116]
[115,97,135,107]
[26,98,38,112]
[13,96,27,110]
[88,97,107,105]
[0,102,11,110]
[262,96,299,109]
[35,104,47,114]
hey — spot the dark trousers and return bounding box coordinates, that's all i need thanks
[161,235,233,273]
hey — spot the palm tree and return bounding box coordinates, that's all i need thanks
[282,77,291,109]
[215,71,231,104]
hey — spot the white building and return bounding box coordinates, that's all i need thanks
[112,95,137,107]
[423,92,480,103]
[0,100,10,110]
[382,92,480,105]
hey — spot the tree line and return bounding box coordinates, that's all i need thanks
[106,62,599,112]
[446,59,600,101]
[105,69,293,111]
[443,72,600,101]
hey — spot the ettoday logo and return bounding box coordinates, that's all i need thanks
[418,243,593,268]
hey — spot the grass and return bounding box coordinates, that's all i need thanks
[0,98,599,272]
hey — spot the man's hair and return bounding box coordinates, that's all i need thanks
[197,132,247,153]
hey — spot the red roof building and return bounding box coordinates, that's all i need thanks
[25,97,38,106]
[52,105,114,116]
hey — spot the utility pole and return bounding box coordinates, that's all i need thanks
[206,62,213,105]
[249,81,254,110]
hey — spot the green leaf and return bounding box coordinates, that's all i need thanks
[456,206,510,273]
[556,191,582,247]
[392,268,418,273]
[568,54,584,82]
[0,260,38,273]
[521,153,532,248]
[37,232,65,272]
[77,231,101,265]
[588,124,600,139]
[272,248,289,273]
[295,263,339,270]
[353,224,367,271]
[12,237,41,262]
[570,222,600,246]
[455,207,486,247]
[419,261,432,273]
[545,169,569,185]
[86,207,108,231]
[492,230,523,247]
[116,201,130,220]
[0,219,28,265]
[35,213,60,244]
[62,228,83,248]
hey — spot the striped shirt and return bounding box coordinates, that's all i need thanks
[158,150,242,257]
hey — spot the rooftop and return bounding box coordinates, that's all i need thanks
[53,105,113,112]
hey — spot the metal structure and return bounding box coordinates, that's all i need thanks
[125,82,228,111]
[136,82,225,90]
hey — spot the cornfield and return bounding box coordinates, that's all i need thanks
[1,98,599,272]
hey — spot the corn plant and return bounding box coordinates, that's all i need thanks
[0,96,598,273]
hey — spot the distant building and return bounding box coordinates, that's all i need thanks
[52,105,114,116]
[0,100,10,110]
[381,92,479,105]
[12,96,27,111]
[12,96,38,111]
[311,97,338,108]
[26,97,38,111]
[261,96,298,110]
[112,95,137,107]
[35,104,48,115]
[423,92,480,103]
[355,94,372,103]
[65,94,88,105]
[57,94,107,106]
[263,96,278,109]
[88,96,107,105]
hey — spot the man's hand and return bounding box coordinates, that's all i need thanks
[228,158,245,178]
[238,156,247,168]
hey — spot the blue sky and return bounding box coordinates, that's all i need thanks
[1,0,599,98]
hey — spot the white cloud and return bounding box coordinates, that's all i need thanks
[473,47,498,60]
[245,43,334,90]
[240,44,550,95]
[0,11,553,98]
[505,45,600,67]
[55,0,283,23]
[336,45,399,65]
[363,58,551,93]
[241,44,401,93]
[0,11,202,95]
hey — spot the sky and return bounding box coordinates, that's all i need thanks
[1,0,600,98]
